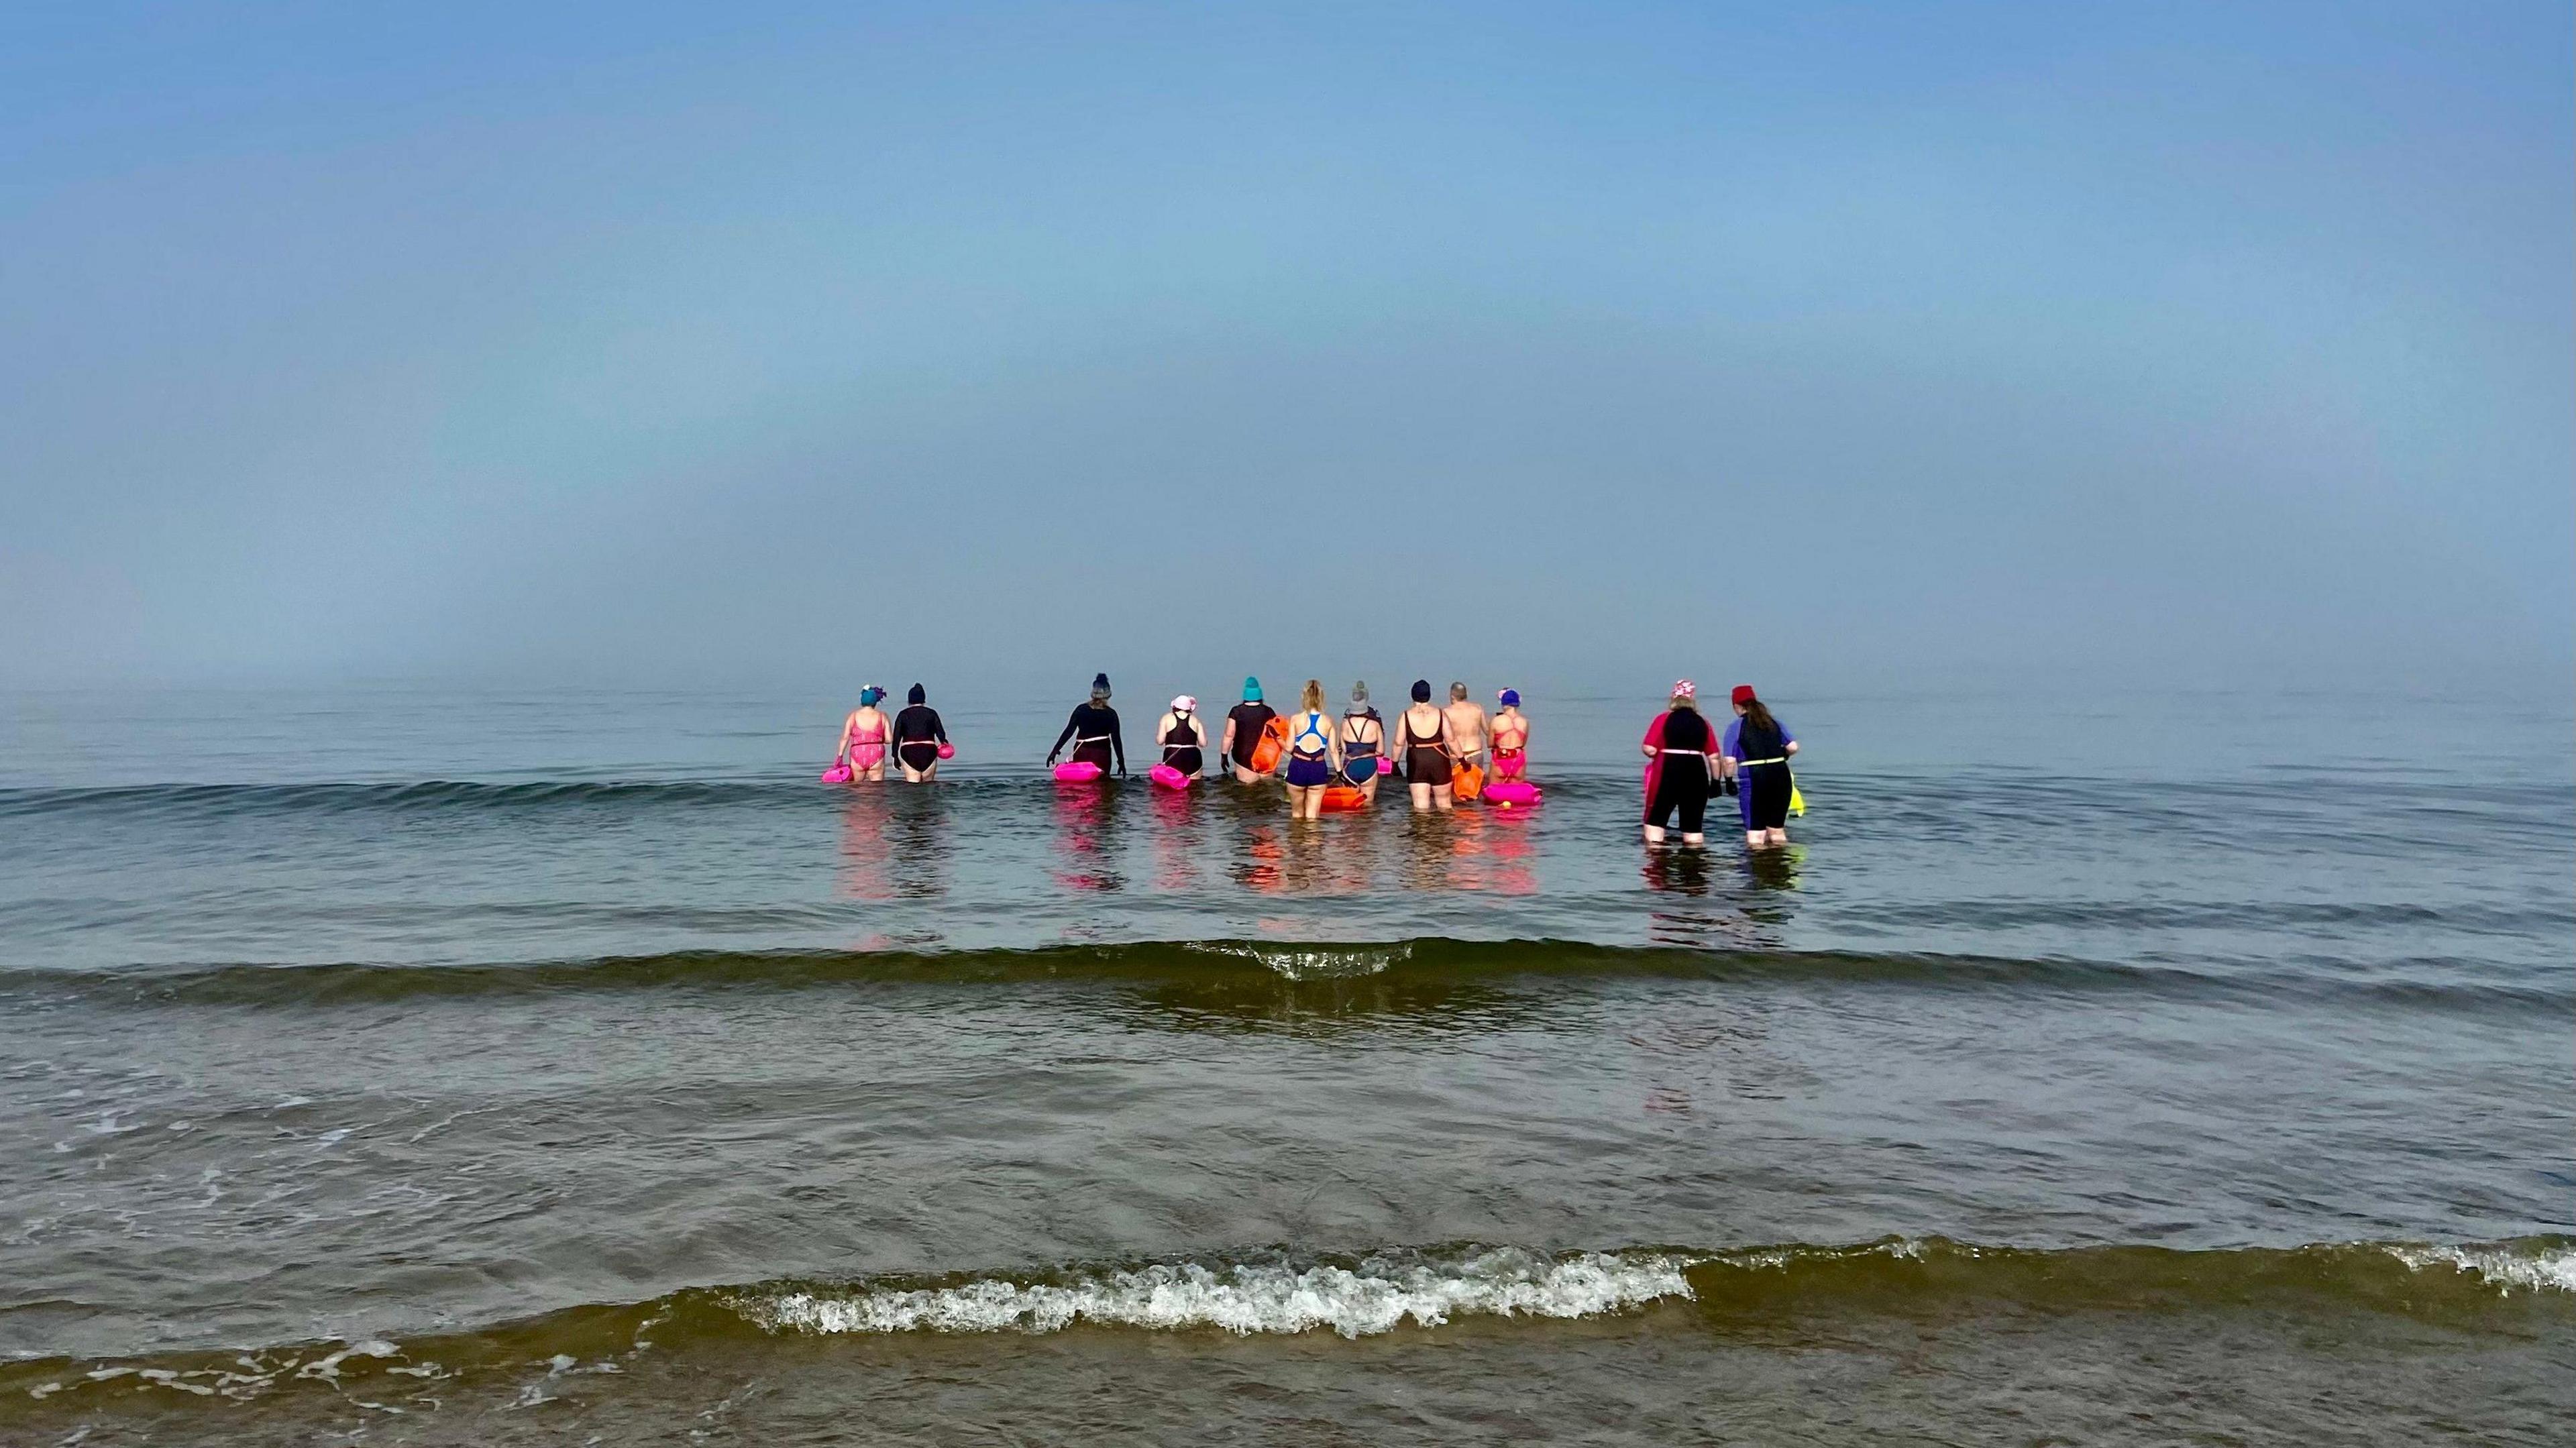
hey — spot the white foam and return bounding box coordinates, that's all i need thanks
[739,1248,1693,1339]
[1185,941,1413,981]
[2387,1243,2576,1296]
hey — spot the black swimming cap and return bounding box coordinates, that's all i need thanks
[1411,679,1432,702]
[908,683,926,705]
[1091,672,1112,698]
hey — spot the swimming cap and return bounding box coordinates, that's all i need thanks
[1672,680,1696,700]
[1171,695,1195,713]
[1243,677,1262,701]
[1730,684,1756,707]
[859,686,883,706]
[1411,680,1432,703]
[907,683,926,705]
[1091,673,1111,700]
[1499,688,1520,706]
[1350,681,1369,702]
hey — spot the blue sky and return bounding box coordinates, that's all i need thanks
[3,1,2567,690]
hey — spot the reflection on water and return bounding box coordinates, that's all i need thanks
[1640,844,1799,951]
[1148,787,1204,892]
[1052,781,1126,893]
[836,788,897,902]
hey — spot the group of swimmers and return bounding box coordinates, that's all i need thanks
[833,673,1798,848]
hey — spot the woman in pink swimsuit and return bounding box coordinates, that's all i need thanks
[835,686,894,783]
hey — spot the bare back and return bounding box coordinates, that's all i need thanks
[1443,701,1489,758]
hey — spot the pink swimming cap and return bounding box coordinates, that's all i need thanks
[1672,679,1697,699]
[1172,695,1197,712]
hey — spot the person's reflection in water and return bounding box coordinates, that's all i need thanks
[1150,785,1201,892]
[1741,843,1803,893]
[1234,820,1285,893]
[1392,812,1461,893]
[887,788,950,899]
[836,787,898,902]
[1051,781,1126,892]
[1465,807,1540,895]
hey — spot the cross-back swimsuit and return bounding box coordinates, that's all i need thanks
[1340,710,1381,786]
[1401,708,1452,787]
[1492,716,1527,780]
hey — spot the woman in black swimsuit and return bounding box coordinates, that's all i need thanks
[894,684,948,782]
[1157,695,1206,776]
[1395,679,1455,813]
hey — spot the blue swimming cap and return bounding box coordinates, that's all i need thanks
[1499,688,1520,707]
[1243,676,1261,700]
[859,687,882,706]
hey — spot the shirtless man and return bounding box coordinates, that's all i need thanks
[1442,683,1490,773]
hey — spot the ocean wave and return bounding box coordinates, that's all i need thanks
[4,1237,2567,1412]
[2,938,2560,1011]
[738,1247,1686,1339]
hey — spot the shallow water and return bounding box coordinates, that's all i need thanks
[2,682,2569,1444]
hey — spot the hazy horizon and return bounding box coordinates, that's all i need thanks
[5,3,2569,695]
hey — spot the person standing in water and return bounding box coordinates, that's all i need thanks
[1395,679,1456,812]
[1339,682,1385,802]
[1047,673,1126,775]
[893,683,949,782]
[1281,679,1342,820]
[1640,680,1717,847]
[1720,684,1800,848]
[1221,677,1278,784]
[1442,683,1490,775]
[1157,695,1208,776]
[835,686,894,783]
[1491,689,1529,780]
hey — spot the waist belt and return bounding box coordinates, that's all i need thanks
[1738,756,1789,766]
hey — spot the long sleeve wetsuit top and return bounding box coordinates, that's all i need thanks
[1051,703,1124,772]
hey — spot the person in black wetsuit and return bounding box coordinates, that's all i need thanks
[1221,677,1277,785]
[894,683,949,782]
[1047,673,1126,775]
[1640,680,1717,847]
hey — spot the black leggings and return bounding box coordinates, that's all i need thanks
[1741,764,1792,831]
[1650,762,1709,833]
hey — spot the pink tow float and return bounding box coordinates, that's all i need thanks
[1053,761,1104,783]
[1485,781,1542,808]
[820,763,853,784]
[1148,763,1192,791]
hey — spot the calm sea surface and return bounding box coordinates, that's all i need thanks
[2,681,2569,1445]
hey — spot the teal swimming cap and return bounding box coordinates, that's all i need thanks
[1242,677,1261,700]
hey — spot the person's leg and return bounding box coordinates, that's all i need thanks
[1303,787,1325,821]
[1644,824,1666,844]
[1433,784,1454,812]
[1680,785,1705,847]
[1410,782,1432,810]
[1764,828,1787,846]
[1235,763,1263,785]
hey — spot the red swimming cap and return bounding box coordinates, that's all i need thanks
[1730,685,1757,707]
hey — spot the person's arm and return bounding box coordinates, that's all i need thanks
[934,710,949,746]
[1782,723,1799,757]
[1220,716,1238,767]
[1719,718,1741,780]
[836,712,855,765]
[1641,714,1662,760]
[1328,716,1344,774]
[1047,708,1080,763]
[1110,708,1126,774]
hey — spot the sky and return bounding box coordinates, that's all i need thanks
[2,1,2569,695]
